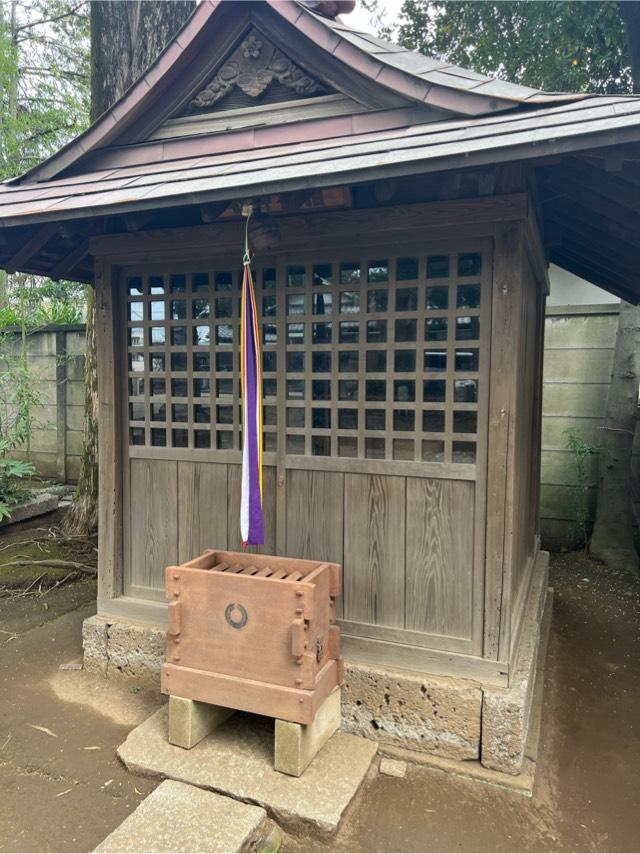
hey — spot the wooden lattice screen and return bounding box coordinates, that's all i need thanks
[124,248,487,465]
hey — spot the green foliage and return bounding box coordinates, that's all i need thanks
[0,450,34,520]
[397,1,633,95]
[0,274,85,328]
[0,0,90,180]
[0,1,90,329]
[0,338,39,520]
[564,427,598,549]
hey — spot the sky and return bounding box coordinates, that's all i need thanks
[346,0,404,36]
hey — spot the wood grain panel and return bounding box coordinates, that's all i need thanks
[286,469,344,617]
[343,474,405,628]
[285,470,344,563]
[129,458,178,590]
[405,478,474,639]
[226,464,277,553]
[177,462,228,562]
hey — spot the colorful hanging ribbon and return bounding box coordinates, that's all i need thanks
[240,211,264,546]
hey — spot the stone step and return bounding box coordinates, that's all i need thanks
[94,779,275,853]
[117,705,378,835]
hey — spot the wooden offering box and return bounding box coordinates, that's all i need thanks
[160,550,343,725]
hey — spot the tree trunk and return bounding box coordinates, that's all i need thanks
[590,302,640,571]
[64,0,195,535]
[588,7,640,569]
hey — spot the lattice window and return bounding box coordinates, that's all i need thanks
[125,248,486,464]
[280,250,485,464]
[125,266,276,452]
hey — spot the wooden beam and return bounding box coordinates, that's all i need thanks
[89,193,529,258]
[541,189,640,247]
[545,216,638,275]
[5,222,58,273]
[562,156,640,214]
[198,201,229,223]
[124,211,156,232]
[543,175,640,231]
[49,238,90,281]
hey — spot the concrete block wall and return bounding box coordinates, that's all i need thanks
[6,325,85,483]
[540,304,618,549]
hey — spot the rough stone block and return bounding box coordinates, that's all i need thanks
[94,779,269,853]
[82,615,109,676]
[169,695,234,749]
[341,661,482,760]
[274,687,340,777]
[379,758,406,778]
[106,620,165,684]
[481,552,550,775]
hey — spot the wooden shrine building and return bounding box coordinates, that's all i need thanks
[2,0,640,774]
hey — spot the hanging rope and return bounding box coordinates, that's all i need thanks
[239,205,264,547]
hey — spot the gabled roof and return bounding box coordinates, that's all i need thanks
[13,0,585,186]
[2,0,640,303]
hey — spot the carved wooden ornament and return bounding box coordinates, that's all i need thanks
[190,29,326,111]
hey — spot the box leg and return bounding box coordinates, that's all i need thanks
[168,695,233,749]
[274,688,341,777]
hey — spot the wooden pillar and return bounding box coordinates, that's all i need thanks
[95,258,124,603]
[484,222,524,661]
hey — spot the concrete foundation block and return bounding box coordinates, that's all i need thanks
[341,661,482,760]
[169,695,234,749]
[481,552,550,775]
[274,687,341,777]
[82,615,109,676]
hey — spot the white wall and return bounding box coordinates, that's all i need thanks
[548,263,620,307]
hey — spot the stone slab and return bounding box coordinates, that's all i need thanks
[117,705,377,835]
[0,492,58,528]
[94,780,267,853]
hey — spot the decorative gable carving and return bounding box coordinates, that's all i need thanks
[188,28,327,113]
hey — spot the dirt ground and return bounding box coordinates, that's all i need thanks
[0,541,639,853]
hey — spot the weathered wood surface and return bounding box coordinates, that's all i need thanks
[343,474,405,629]
[96,260,123,601]
[129,459,178,590]
[177,462,228,562]
[405,478,474,638]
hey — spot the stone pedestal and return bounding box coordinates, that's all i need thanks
[168,695,234,749]
[274,687,341,776]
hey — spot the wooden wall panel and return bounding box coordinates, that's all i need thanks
[285,470,344,563]
[129,459,178,590]
[226,464,277,553]
[405,478,474,639]
[285,469,344,617]
[177,462,228,562]
[343,473,405,628]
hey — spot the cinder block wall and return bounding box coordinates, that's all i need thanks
[6,326,85,482]
[540,304,618,549]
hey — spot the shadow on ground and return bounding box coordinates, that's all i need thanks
[0,547,638,853]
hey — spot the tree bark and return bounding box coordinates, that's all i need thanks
[64,0,195,535]
[590,302,640,571]
[589,7,640,570]
[619,1,640,91]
